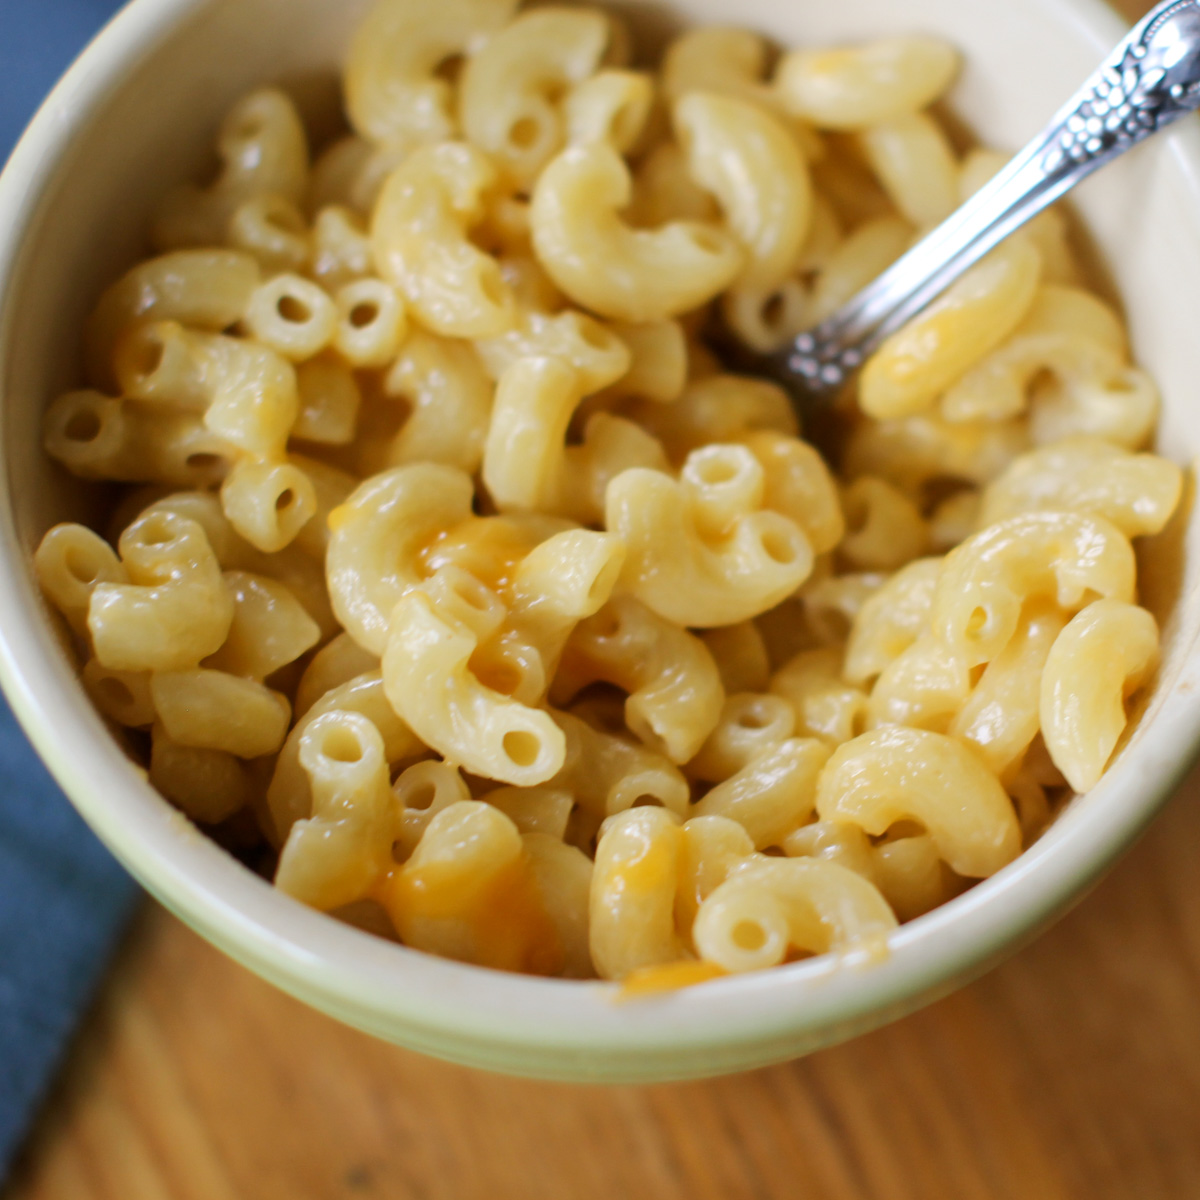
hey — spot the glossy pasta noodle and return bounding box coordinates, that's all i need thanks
[34,0,1184,986]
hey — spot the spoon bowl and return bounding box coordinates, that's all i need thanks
[718,0,1200,424]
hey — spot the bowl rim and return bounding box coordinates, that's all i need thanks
[1,0,1199,1082]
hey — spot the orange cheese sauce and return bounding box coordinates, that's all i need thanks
[374,851,563,977]
[618,960,728,998]
[612,829,679,899]
[326,503,352,534]
[419,517,543,599]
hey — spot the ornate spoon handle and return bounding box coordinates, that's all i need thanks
[779,0,1200,394]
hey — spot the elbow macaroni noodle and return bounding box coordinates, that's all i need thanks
[34,0,1182,985]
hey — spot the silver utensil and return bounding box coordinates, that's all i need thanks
[727,0,1200,411]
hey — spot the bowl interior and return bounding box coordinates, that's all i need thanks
[2,0,1200,1082]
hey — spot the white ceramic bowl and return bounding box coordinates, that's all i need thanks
[2,0,1199,1083]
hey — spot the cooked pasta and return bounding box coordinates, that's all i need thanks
[34,0,1181,987]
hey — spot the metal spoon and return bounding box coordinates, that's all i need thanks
[720,0,1200,416]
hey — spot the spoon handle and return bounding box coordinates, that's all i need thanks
[782,0,1200,394]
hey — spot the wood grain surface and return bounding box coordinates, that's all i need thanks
[10,0,1199,1196]
[6,762,1200,1200]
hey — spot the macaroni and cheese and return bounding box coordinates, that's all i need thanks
[34,0,1183,987]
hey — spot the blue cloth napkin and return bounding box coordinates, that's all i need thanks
[0,0,139,1179]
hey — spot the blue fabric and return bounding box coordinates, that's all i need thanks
[0,0,139,1179]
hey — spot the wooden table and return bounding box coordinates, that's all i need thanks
[6,760,1200,1200]
[11,0,1199,1194]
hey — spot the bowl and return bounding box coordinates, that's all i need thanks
[1,0,1199,1084]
